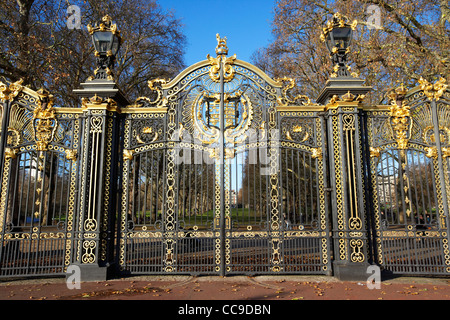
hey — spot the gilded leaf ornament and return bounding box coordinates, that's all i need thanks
[123,149,134,161]
[275,77,311,106]
[132,79,168,108]
[33,88,58,151]
[0,79,24,102]
[388,84,411,150]
[418,77,448,101]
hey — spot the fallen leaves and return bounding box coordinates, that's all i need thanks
[7,278,450,301]
[66,284,174,300]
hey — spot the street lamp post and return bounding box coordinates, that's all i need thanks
[316,13,370,105]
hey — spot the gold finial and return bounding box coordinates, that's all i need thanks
[215,33,229,55]
[37,88,51,99]
[102,15,112,24]
[342,91,356,102]
[89,94,104,105]
[395,83,408,96]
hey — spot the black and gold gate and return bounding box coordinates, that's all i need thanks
[0,81,81,277]
[367,81,450,275]
[117,35,332,275]
[1,14,449,280]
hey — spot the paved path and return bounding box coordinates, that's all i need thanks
[0,275,449,301]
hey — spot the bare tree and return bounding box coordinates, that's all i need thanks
[251,0,450,104]
[0,0,187,107]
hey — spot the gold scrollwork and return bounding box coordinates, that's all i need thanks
[271,238,282,271]
[81,240,96,263]
[84,218,97,232]
[206,34,237,83]
[343,113,356,131]
[65,149,77,161]
[349,217,362,230]
[206,55,221,82]
[206,54,237,83]
[0,79,24,102]
[275,77,311,106]
[425,146,438,159]
[423,125,450,145]
[4,147,18,159]
[123,149,134,161]
[137,126,159,144]
[164,239,175,268]
[131,79,169,108]
[389,98,411,150]
[370,146,381,158]
[418,77,448,101]
[33,88,57,151]
[311,147,323,160]
[286,124,310,143]
[7,128,21,147]
[350,239,365,262]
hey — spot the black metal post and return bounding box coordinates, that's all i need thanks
[0,100,10,180]
[219,54,226,277]
[73,80,128,281]
[0,99,10,262]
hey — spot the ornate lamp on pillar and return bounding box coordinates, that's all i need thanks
[71,15,128,281]
[88,14,121,81]
[73,15,128,106]
[316,13,371,104]
[318,13,373,281]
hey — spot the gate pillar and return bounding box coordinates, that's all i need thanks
[317,78,372,280]
[72,79,128,281]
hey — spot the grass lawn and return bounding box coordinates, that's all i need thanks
[133,207,268,229]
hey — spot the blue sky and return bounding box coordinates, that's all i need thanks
[160,0,275,66]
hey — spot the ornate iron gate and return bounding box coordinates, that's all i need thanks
[367,81,450,275]
[0,29,448,280]
[0,81,81,277]
[117,36,332,275]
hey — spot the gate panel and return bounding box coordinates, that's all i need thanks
[226,146,273,274]
[221,62,280,274]
[175,150,216,274]
[119,110,168,274]
[118,39,333,275]
[119,62,227,275]
[278,110,331,274]
[0,85,81,277]
[367,85,450,275]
